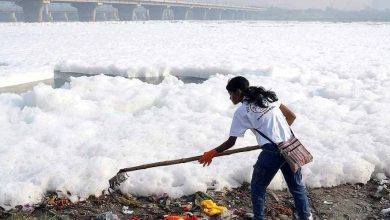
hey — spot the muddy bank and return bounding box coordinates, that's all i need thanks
[1,178,389,220]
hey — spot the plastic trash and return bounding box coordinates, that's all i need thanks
[164,216,186,220]
[323,201,334,205]
[122,206,134,215]
[270,204,293,216]
[95,211,120,220]
[201,199,227,216]
[164,213,198,220]
[382,208,390,216]
[181,203,193,212]
[21,204,35,214]
[47,197,72,209]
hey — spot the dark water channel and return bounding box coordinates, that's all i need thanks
[53,71,208,88]
[0,71,209,94]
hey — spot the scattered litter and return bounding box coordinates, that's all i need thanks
[369,192,383,200]
[270,204,293,216]
[323,201,334,205]
[164,212,198,220]
[164,198,172,207]
[269,190,280,203]
[382,186,390,194]
[220,210,234,219]
[47,197,72,209]
[194,192,213,208]
[278,214,289,220]
[181,203,193,212]
[207,180,218,190]
[233,209,255,218]
[244,212,254,218]
[122,206,134,215]
[380,179,390,185]
[382,208,390,216]
[20,204,36,214]
[0,206,10,219]
[233,208,247,217]
[68,195,79,203]
[95,211,120,220]
[201,199,227,216]
[115,195,141,207]
[164,215,186,220]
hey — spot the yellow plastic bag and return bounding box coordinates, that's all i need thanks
[201,199,227,216]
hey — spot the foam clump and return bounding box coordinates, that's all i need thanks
[0,21,389,208]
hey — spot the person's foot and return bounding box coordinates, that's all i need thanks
[294,212,313,220]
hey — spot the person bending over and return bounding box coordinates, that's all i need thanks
[198,76,312,220]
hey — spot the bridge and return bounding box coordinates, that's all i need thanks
[0,0,264,22]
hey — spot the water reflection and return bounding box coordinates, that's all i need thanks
[0,71,209,94]
[54,71,208,88]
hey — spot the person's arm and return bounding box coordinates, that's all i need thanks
[215,136,237,153]
[279,104,296,126]
[198,136,237,166]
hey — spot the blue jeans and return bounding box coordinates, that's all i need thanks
[251,143,311,220]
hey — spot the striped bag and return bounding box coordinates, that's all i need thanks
[255,129,313,173]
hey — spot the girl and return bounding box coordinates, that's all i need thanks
[198,76,312,220]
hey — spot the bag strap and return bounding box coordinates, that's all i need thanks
[254,128,277,145]
[254,128,295,146]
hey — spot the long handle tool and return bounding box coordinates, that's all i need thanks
[109,145,262,189]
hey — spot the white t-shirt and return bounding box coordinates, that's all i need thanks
[229,100,292,145]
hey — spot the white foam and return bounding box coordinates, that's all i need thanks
[0,21,389,209]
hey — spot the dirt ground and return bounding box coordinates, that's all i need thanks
[1,178,390,220]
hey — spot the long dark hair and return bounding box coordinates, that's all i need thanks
[226,76,278,108]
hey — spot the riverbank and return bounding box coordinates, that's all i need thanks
[0,79,53,94]
[1,178,389,219]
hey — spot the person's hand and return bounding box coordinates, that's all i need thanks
[198,149,218,167]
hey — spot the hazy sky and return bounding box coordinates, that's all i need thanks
[253,0,374,10]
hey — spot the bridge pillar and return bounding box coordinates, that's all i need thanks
[106,11,119,21]
[16,0,46,22]
[145,5,165,20]
[42,3,52,22]
[246,11,256,20]
[208,9,222,20]
[241,11,251,20]
[185,9,194,20]
[96,12,107,21]
[72,3,98,22]
[221,9,234,20]
[51,11,69,22]
[233,10,244,20]
[66,12,79,21]
[133,6,147,21]
[15,11,23,21]
[193,8,207,20]
[162,7,174,20]
[0,11,17,22]
[113,4,136,21]
[172,6,185,20]
[171,7,193,20]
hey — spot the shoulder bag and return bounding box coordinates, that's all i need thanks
[254,128,313,173]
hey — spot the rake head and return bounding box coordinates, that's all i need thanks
[109,172,129,189]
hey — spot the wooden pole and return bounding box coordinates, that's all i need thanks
[118,145,262,173]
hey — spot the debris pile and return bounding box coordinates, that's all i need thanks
[1,176,390,219]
